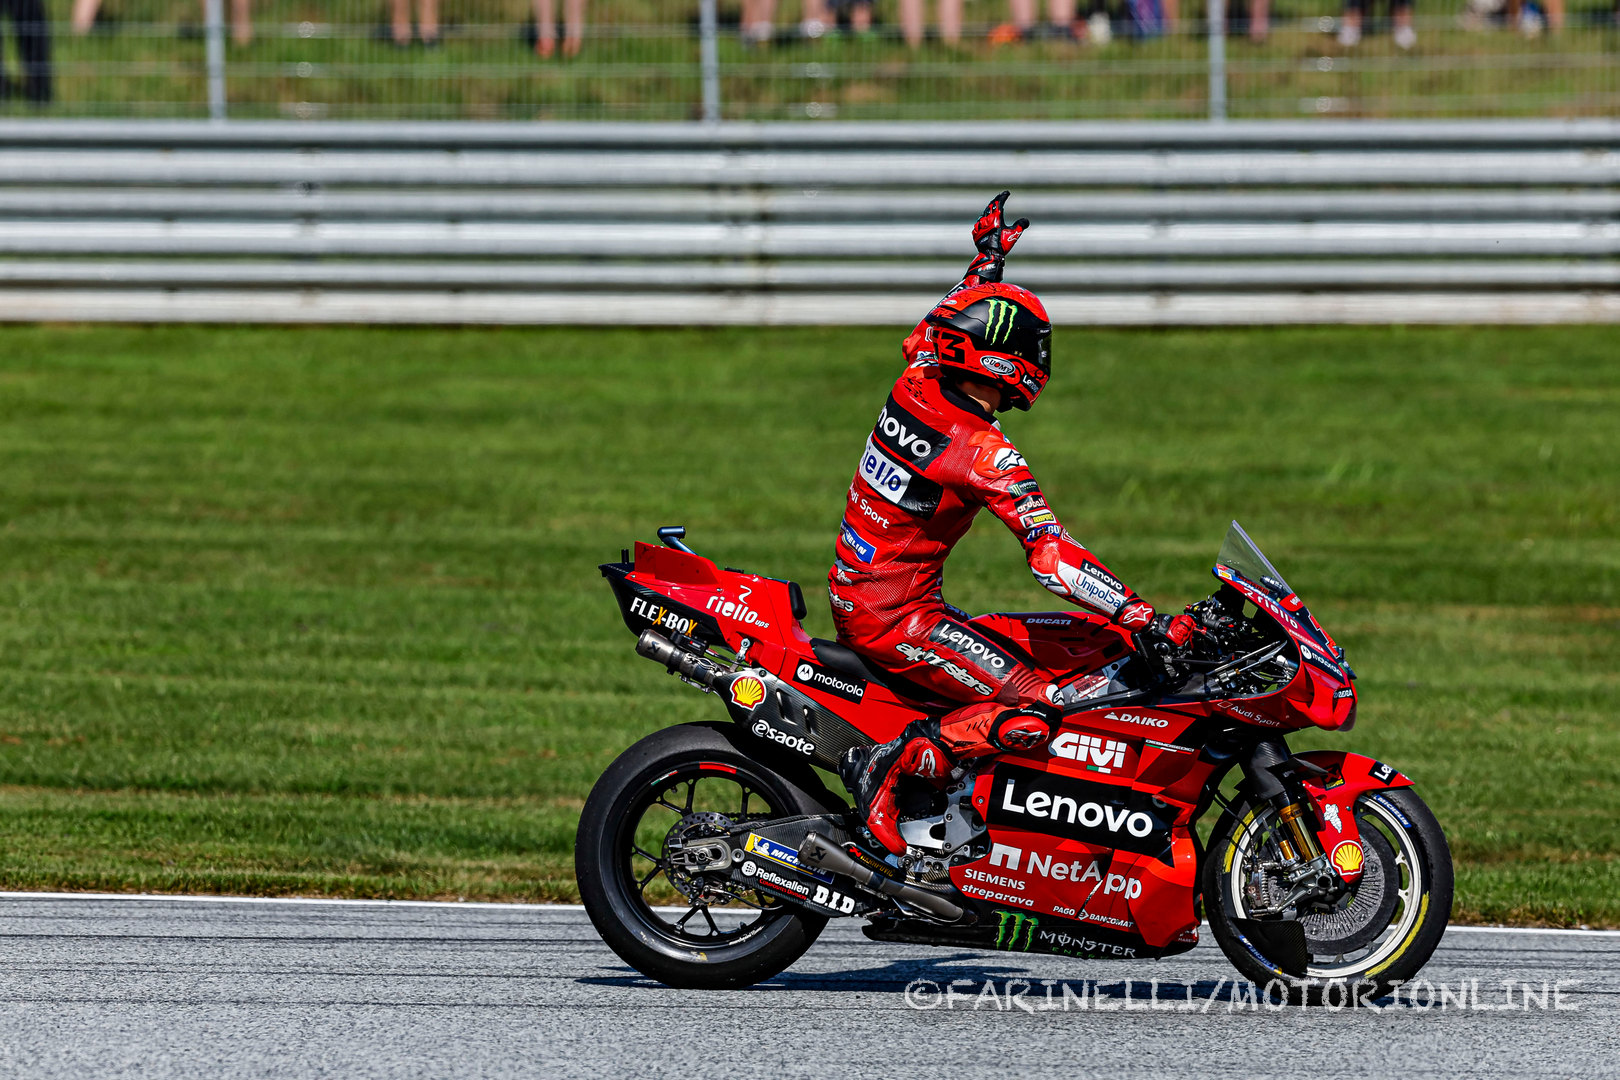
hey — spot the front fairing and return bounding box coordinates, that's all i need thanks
[1212,522,1357,732]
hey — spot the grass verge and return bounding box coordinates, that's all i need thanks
[0,322,1613,924]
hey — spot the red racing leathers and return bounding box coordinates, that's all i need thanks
[827,189,1171,856]
[829,366,1150,708]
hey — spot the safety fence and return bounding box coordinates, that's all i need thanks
[0,0,1617,121]
[0,118,1616,323]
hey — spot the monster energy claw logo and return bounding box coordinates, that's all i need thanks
[984,299,1018,345]
[994,910,1038,951]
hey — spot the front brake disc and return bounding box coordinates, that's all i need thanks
[1299,819,1400,955]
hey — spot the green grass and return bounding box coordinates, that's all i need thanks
[0,323,1615,925]
[7,0,1620,120]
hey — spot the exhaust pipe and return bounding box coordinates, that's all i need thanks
[637,629,729,688]
[798,833,963,923]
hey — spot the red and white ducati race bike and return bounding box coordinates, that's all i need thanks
[577,521,1452,1002]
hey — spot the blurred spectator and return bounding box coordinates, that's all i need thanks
[742,0,864,43]
[533,0,583,55]
[391,0,438,45]
[1511,0,1562,32]
[1337,0,1415,46]
[800,0,829,37]
[899,0,962,45]
[1235,0,1266,38]
[990,0,1187,44]
[1125,0,1184,37]
[0,0,51,102]
[830,0,874,35]
[799,0,873,37]
[1464,0,1561,33]
[993,0,1075,42]
[740,0,771,43]
[226,0,251,44]
[71,0,252,45]
[991,0,1077,42]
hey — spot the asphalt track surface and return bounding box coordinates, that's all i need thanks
[0,895,1616,1079]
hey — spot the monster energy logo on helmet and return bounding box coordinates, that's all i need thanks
[994,910,1038,951]
[983,299,1019,346]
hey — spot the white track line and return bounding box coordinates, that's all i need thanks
[1,891,1617,935]
[0,891,575,912]
[1443,925,1620,937]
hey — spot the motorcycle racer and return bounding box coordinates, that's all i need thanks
[832,191,1195,857]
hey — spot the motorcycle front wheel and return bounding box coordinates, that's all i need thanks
[575,721,836,989]
[1203,786,1453,1004]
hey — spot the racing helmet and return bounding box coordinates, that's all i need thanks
[902,282,1052,411]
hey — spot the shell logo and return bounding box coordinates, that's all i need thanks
[1331,840,1365,876]
[729,676,767,711]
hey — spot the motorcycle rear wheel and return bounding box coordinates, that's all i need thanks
[576,721,834,989]
[1203,786,1453,1005]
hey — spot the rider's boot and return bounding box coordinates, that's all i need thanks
[840,719,950,857]
[840,701,1059,857]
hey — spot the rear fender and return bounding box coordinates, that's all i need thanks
[1296,751,1413,885]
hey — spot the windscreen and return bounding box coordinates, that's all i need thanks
[1216,520,1294,596]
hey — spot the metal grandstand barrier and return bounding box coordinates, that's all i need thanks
[1,118,1616,324]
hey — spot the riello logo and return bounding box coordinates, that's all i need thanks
[706,592,769,628]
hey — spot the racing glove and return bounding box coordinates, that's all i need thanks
[1159,612,1198,646]
[1115,598,1156,631]
[963,190,1029,287]
[1117,600,1197,642]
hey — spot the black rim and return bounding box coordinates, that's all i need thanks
[613,760,797,948]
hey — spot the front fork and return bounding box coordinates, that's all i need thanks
[1274,800,1326,865]
[1238,739,1346,918]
